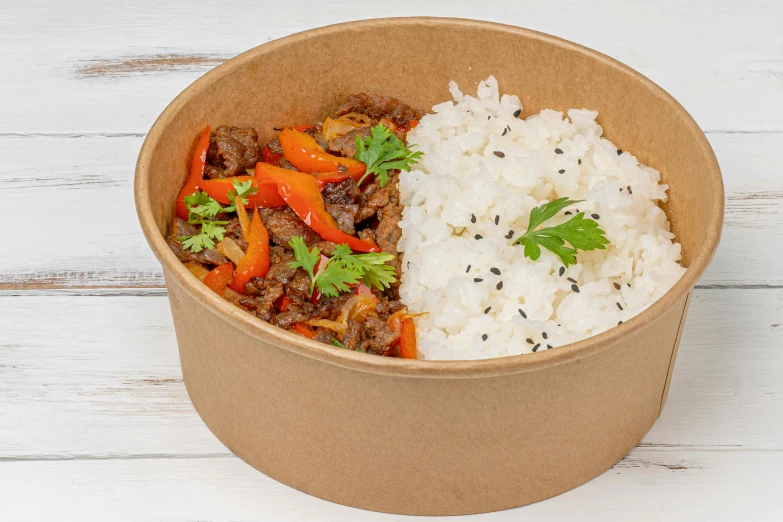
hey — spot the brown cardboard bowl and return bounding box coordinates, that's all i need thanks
[135,18,723,515]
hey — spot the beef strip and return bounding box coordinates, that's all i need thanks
[375,299,406,321]
[374,203,403,256]
[239,277,284,321]
[313,328,339,346]
[259,207,321,249]
[334,93,424,124]
[355,185,391,222]
[327,126,372,158]
[205,126,261,179]
[265,247,297,284]
[325,203,358,235]
[285,270,312,301]
[321,179,360,205]
[342,317,399,356]
[167,218,227,265]
[264,138,297,170]
[224,219,248,251]
[272,310,312,330]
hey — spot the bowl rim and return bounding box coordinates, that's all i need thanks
[135,17,724,379]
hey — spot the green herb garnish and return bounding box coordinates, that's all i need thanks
[354,124,423,186]
[178,179,255,253]
[332,338,348,349]
[288,237,397,298]
[514,198,610,267]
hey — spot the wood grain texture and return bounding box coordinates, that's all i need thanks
[1,1,783,134]
[1,131,780,289]
[1,289,780,459]
[2,450,781,521]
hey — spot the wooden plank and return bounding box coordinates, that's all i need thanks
[1,131,780,289]
[2,449,780,521]
[1,288,780,460]
[1,1,782,134]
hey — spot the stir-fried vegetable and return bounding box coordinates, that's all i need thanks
[399,317,417,359]
[176,125,211,219]
[229,209,271,293]
[322,112,373,140]
[256,162,379,252]
[278,126,367,180]
[200,176,285,209]
[203,262,235,297]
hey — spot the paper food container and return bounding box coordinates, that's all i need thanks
[135,18,724,515]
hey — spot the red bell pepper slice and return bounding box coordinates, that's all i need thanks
[229,208,271,293]
[199,176,286,208]
[399,317,417,359]
[408,119,419,130]
[203,262,235,298]
[294,124,315,132]
[278,295,293,312]
[176,125,211,219]
[278,127,367,181]
[255,163,379,253]
[292,323,316,339]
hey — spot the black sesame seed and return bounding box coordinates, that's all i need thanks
[613,282,621,290]
[617,302,624,310]
[554,148,564,154]
[487,115,491,120]
[494,151,505,158]
[474,278,483,283]
[627,186,633,194]
[558,169,565,174]
[618,320,624,325]
[591,213,600,220]
[519,309,527,319]
[542,332,548,339]
[627,283,631,288]
[484,306,492,314]
[571,284,580,293]
[407,262,410,268]
[475,234,483,240]
[471,213,476,223]
[506,125,511,132]
[482,334,488,341]
[513,109,522,118]
[548,344,554,350]
[567,277,577,284]
[505,230,514,239]
[620,188,624,192]
[494,215,500,225]
[490,267,501,275]
[466,264,471,273]
[616,149,622,156]
[578,159,582,165]
[502,128,508,136]
[496,281,503,290]
[564,211,572,216]
[532,343,540,352]
[559,266,565,276]
[526,338,534,344]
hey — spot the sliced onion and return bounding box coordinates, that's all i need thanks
[387,309,428,334]
[306,319,346,334]
[235,197,250,241]
[216,237,245,265]
[322,112,373,141]
[184,262,210,282]
[337,294,379,324]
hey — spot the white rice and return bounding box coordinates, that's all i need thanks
[397,76,686,360]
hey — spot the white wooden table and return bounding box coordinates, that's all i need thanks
[2,1,781,520]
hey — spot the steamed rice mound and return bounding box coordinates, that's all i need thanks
[397,76,686,360]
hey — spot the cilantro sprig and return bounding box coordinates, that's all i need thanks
[288,237,397,298]
[178,179,256,253]
[354,124,423,186]
[514,198,610,267]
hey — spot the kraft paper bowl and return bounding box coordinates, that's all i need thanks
[135,18,723,515]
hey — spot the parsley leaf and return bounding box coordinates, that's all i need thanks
[288,237,397,297]
[514,198,610,267]
[184,191,223,220]
[354,124,423,186]
[288,236,321,295]
[329,244,396,291]
[179,190,230,253]
[224,178,258,212]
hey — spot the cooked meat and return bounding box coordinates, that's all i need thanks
[264,138,297,171]
[285,270,312,301]
[205,126,261,178]
[265,249,297,285]
[239,277,284,321]
[167,218,227,265]
[321,179,361,205]
[313,293,351,321]
[335,93,424,124]
[375,203,403,255]
[342,317,399,356]
[225,219,249,251]
[325,203,359,235]
[313,328,339,346]
[310,241,337,256]
[272,310,311,330]
[327,126,372,158]
[357,228,378,248]
[356,185,391,222]
[259,207,321,249]
[375,299,406,321]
